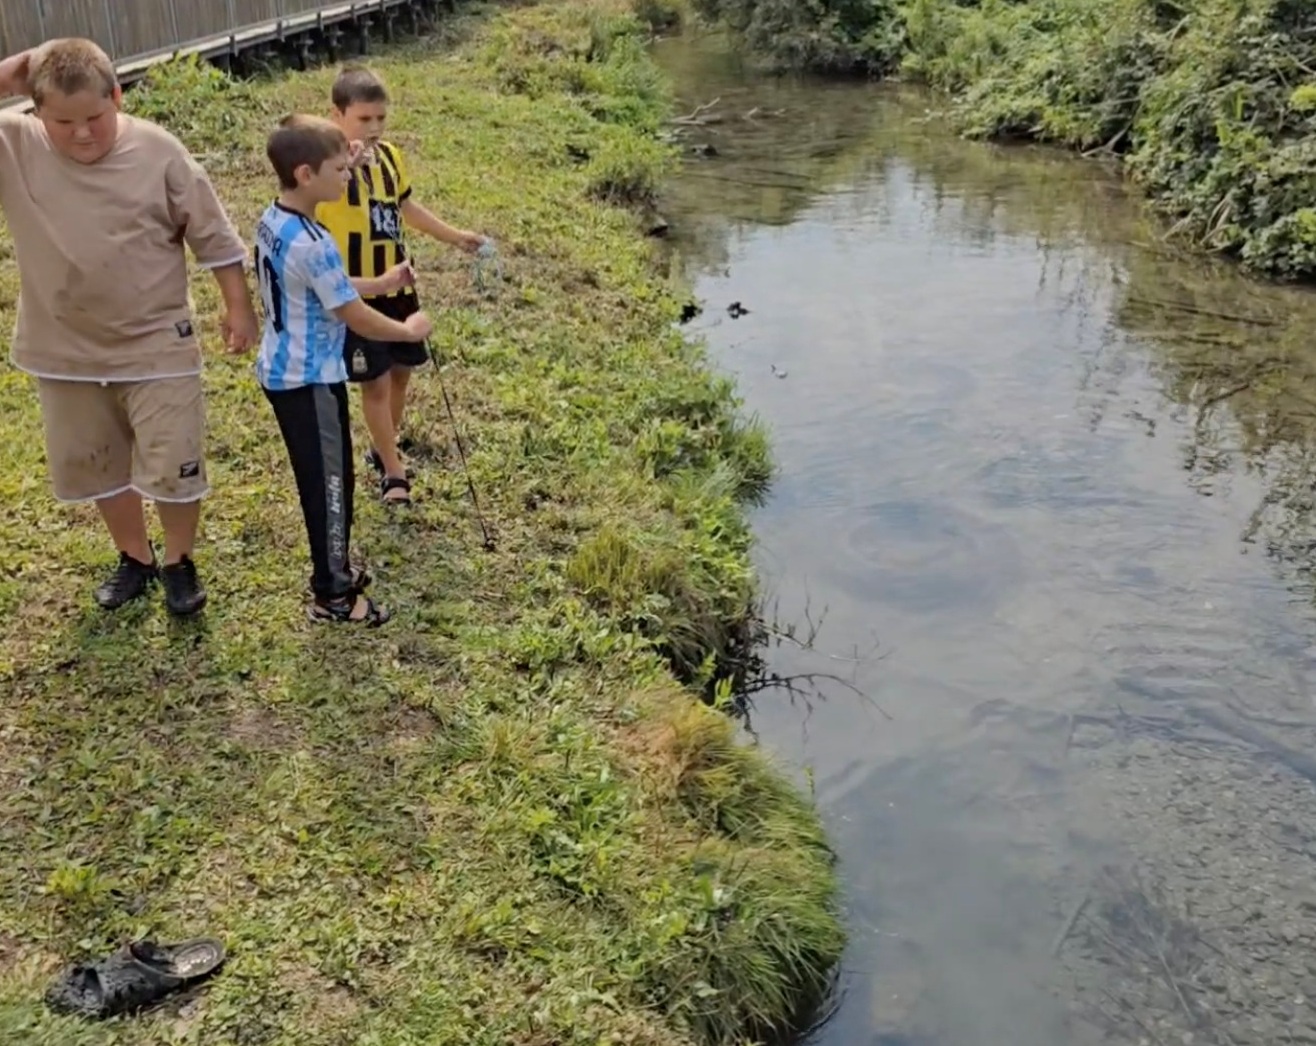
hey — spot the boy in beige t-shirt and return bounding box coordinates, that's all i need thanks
[0,39,258,616]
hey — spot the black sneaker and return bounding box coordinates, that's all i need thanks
[161,556,207,617]
[94,552,158,610]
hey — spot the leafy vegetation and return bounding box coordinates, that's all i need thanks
[693,0,1316,281]
[0,2,843,1043]
[691,0,906,74]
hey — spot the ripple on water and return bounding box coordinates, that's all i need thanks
[768,407,970,512]
[883,355,980,409]
[824,500,1023,614]
[972,439,1143,514]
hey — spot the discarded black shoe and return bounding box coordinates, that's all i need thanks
[44,938,226,1020]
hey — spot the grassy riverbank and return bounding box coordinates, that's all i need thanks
[692,0,1316,282]
[0,3,844,1043]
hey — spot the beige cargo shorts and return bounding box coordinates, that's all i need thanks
[36,374,208,503]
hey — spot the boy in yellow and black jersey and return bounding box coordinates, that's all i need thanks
[316,64,487,505]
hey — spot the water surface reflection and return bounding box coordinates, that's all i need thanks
[657,28,1316,1046]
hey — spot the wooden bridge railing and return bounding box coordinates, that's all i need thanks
[1,0,426,81]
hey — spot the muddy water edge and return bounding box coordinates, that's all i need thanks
[655,26,1316,1046]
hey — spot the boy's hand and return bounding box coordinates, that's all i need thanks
[347,139,378,169]
[221,302,259,354]
[0,50,35,98]
[455,230,487,253]
[381,261,415,293]
[403,312,432,342]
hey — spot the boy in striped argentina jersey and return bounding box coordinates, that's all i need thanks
[317,65,488,506]
[256,115,431,626]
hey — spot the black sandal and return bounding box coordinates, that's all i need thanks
[308,594,391,627]
[381,475,412,506]
[45,937,226,1020]
[366,448,415,479]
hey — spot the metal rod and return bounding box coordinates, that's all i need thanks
[426,341,496,551]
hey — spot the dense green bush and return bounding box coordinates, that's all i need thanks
[692,0,906,73]
[698,0,1316,281]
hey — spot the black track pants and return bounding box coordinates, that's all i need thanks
[263,382,356,602]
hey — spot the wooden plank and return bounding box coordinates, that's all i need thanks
[39,0,116,56]
[0,0,47,56]
[1,0,426,92]
[281,0,329,15]
[172,0,235,43]
[230,0,280,28]
[110,0,181,60]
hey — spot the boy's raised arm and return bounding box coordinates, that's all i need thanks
[0,49,34,99]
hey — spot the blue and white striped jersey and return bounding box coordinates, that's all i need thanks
[254,202,359,391]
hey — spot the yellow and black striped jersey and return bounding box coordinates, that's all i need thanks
[314,140,415,304]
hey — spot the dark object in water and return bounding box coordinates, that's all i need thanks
[679,301,702,323]
[645,214,670,237]
[45,938,226,1020]
[728,301,749,318]
[689,142,719,158]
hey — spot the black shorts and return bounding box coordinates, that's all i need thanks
[344,293,428,383]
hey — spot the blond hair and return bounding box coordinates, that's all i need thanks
[30,38,117,107]
[266,114,348,189]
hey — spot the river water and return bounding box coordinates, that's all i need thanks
[655,28,1316,1046]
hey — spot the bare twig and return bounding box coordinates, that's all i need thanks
[728,593,892,722]
[670,96,722,125]
[1199,380,1253,410]
[1052,891,1090,957]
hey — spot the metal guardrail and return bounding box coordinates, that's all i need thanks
[2,0,428,82]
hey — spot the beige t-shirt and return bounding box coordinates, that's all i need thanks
[0,111,247,381]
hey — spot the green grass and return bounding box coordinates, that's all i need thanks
[0,2,844,1043]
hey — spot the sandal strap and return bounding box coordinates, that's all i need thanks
[101,949,183,1011]
[310,595,390,626]
[381,476,412,505]
[46,949,181,1018]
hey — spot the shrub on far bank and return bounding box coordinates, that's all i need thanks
[691,0,906,74]
[697,0,1316,281]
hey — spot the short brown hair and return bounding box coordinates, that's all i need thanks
[30,38,117,107]
[332,64,388,111]
[266,114,347,189]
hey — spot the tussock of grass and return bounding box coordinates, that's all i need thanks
[0,2,842,1044]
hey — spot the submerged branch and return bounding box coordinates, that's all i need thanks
[672,95,723,125]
